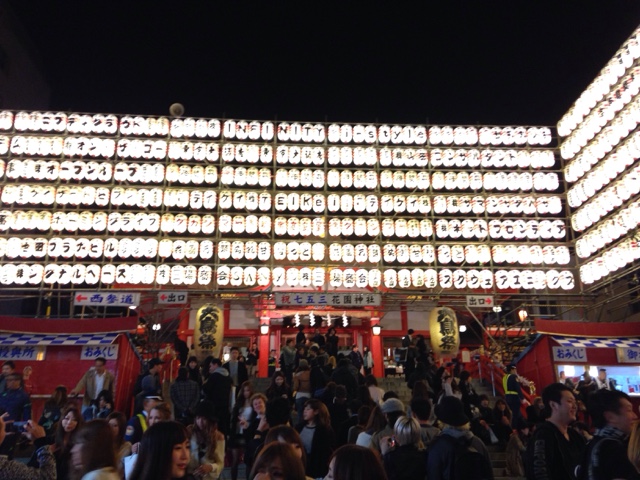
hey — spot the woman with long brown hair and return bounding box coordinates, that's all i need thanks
[70,419,118,480]
[54,404,84,480]
[187,401,225,480]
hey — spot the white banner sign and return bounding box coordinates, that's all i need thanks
[552,346,588,363]
[74,292,140,307]
[157,292,189,304]
[275,292,381,307]
[617,347,640,363]
[80,344,119,360]
[466,295,495,308]
[0,345,46,361]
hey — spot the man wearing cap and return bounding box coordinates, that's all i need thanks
[70,357,115,416]
[125,395,161,445]
[141,358,164,397]
[503,364,527,426]
[370,397,406,454]
[426,396,493,479]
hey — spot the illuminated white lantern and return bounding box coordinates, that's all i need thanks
[353,217,367,237]
[448,219,462,239]
[433,196,447,214]
[312,217,325,236]
[396,244,410,264]
[432,172,445,190]
[439,269,453,288]
[438,245,451,264]
[327,218,340,237]
[451,245,465,264]
[383,244,397,263]
[382,269,396,288]
[395,219,408,238]
[330,269,344,287]
[472,196,485,214]
[546,270,560,289]
[368,244,382,263]
[216,266,231,286]
[330,243,343,262]
[421,245,435,263]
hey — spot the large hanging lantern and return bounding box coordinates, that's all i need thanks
[429,307,460,356]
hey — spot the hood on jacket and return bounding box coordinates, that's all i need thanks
[213,367,229,376]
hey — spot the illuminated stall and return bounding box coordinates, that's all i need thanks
[0,315,139,417]
[516,320,640,406]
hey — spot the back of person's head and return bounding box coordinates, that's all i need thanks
[265,397,292,427]
[335,385,348,400]
[541,382,573,418]
[587,389,632,429]
[328,444,387,480]
[338,358,350,368]
[250,441,306,480]
[176,366,188,381]
[411,380,430,400]
[459,370,471,381]
[410,398,432,421]
[210,358,222,367]
[365,405,387,433]
[383,391,399,401]
[130,421,189,480]
[364,374,378,387]
[356,405,372,426]
[264,425,307,466]
[73,420,116,477]
[394,415,423,448]
[357,385,372,405]
[49,385,68,406]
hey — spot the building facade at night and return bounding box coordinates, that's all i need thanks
[0,24,638,387]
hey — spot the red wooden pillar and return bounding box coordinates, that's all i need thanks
[371,316,384,378]
[258,316,270,378]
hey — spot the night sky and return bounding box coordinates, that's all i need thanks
[8,1,640,126]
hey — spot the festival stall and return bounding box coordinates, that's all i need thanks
[0,315,139,419]
[516,319,640,403]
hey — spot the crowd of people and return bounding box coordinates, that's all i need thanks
[2,329,640,480]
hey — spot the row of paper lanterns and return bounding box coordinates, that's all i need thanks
[560,66,640,157]
[0,262,574,290]
[0,210,566,242]
[0,235,570,266]
[579,235,640,285]
[1,135,556,170]
[1,111,553,147]
[561,94,640,178]
[0,184,565,216]
[566,131,640,207]
[1,159,560,193]
[575,199,640,258]
[570,165,640,232]
[558,27,640,137]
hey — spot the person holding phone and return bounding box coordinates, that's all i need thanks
[0,412,55,480]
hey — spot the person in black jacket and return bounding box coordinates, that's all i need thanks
[331,358,358,400]
[202,358,232,436]
[524,383,585,480]
[381,415,427,480]
[296,398,335,479]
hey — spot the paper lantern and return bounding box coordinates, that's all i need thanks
[258,242,271,261]
[429,307,460,356]
[439,269,453,289]
[383,269,397,288]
